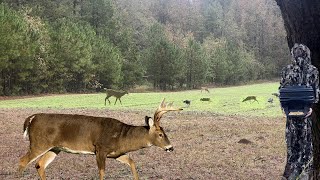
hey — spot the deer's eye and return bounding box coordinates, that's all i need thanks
[159,133,163,138]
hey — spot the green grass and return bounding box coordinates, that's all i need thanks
[0,82,284,117]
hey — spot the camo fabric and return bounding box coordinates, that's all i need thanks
[283,116,313,180]
[280,44,319,180]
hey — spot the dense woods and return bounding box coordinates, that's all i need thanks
[0,0,288,95]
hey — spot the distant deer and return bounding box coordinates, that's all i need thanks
[242,96,258,103]
[18,99,183,180]
[104,88,128,105]
[200,87,210,93]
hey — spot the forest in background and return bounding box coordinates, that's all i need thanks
[0,0,289,95]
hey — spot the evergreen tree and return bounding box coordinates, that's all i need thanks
[143,23,182,90]
[92,36,122,90]
[0,3,46,95]
[48,19,95,92]
[184,38,208,88]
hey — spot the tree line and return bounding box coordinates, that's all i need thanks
[0,0,289,95]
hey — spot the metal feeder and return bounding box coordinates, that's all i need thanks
[279,85,315,117]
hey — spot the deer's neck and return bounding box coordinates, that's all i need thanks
[118,126,151,153]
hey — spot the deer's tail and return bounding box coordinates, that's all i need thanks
[23,114,36,140]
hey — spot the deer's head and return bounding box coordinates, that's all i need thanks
[145,99,183,152]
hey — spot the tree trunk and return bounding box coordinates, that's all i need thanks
[275,0,320,178]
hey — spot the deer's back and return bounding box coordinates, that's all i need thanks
[27,114,126,151]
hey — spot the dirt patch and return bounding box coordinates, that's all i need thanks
[0,108,286,179]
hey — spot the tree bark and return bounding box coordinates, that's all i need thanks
[275,0,320,178]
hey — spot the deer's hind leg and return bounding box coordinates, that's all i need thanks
[18,146,52,175]
[35,149,60,180]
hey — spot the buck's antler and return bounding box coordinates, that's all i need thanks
[154,98,183,127]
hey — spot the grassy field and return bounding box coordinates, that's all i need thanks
[0,82,287,179]
[0,82,282,117]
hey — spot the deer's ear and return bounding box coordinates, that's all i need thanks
[145,116,154,127]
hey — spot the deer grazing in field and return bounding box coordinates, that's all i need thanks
[18,99,183,180]
[242,96,259,103]
[104,88,128,105]
[200,87,210,93]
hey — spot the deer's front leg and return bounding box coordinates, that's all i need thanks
[116,154,139,180]
[96,152,107,180]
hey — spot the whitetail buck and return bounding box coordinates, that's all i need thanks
[104,88,128,105]
[242,96,259,103]
[200,87,210,93]
[18,99,182,180]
